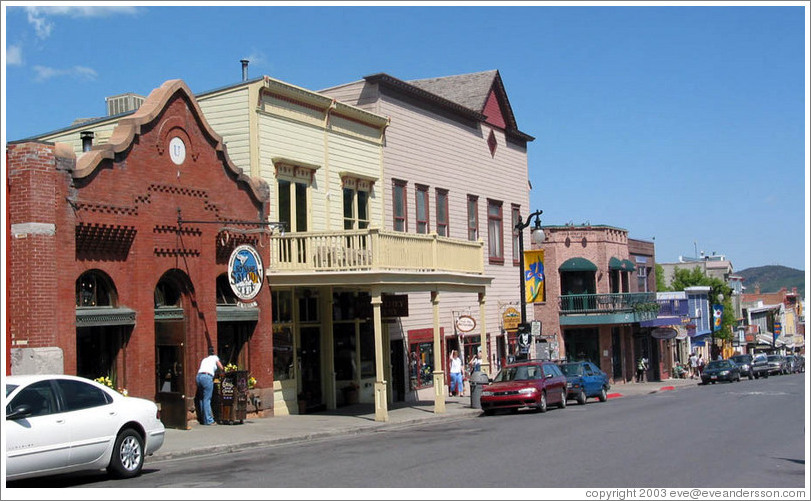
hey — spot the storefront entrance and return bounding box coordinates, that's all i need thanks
[564,328,600,364]
[155,319,186,429]
[299,326,323,412]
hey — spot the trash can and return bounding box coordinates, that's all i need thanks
[469,371,490,409]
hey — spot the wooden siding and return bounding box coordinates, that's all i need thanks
[326,83,533,360]
[197,86,252,173]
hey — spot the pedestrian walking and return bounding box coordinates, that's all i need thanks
[449,349,464,397]
[697,353,705,378]
[689,352,698,379]
[468,349,482,375]
[196,346,224,425]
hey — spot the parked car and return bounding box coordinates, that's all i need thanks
[5,374,165,481]
[729,354,755,380]
[795,355,805,373]
[700,359,741,384]
[751,353,770,379]
[784,355,803,373]
[558,360,610,404]
[766,354,789,375]
[480,361,568,415]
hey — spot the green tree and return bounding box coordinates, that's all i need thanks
[655,263,669,292]
[669,266,734,342]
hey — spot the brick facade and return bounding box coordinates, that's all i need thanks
[6,80,273,427]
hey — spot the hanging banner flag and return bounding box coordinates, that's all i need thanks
[712,304,724,330]
[523,249,545,304]
[773,322,782,344]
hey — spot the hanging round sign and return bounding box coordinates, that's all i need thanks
[651,327,678,340]
[455,315,476,333]
[227,244,264,301]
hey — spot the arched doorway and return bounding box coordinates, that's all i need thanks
[75,270,133,390]
[154,270,192,429]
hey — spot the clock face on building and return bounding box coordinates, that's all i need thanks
[169,137,186,165]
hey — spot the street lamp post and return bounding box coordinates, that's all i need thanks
[712,293,723,360]
[514,209,545,360]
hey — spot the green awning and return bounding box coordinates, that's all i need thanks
[559,257,598,272]
[608,257,623,270]
[622,259,637,272]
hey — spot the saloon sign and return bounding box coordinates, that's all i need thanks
[227,244,264,301]
[455,315,476,333]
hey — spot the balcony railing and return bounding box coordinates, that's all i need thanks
[559,292,658,315]
[267,228,484,274]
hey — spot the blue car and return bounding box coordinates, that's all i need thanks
[558,361,611,405]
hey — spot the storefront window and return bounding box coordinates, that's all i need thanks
[409,341,435,389]
[334,323,356,380]
[272,290,294,380]
[359,322,374,378]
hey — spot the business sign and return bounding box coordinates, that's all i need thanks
[502,307,520,331]
[523,249,545,304]
[517,323,531,354]
[227,245,264,301]
[455,315,476,333]
[651,327,678,340]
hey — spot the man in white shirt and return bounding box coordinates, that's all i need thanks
[196,346,224,425]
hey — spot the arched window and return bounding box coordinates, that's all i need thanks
[76,270,116,307]
[154,279,182,308]
[216,273,238,305]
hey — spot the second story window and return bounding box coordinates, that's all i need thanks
[436,189,449,237]
[467,195,479,241]
[512,204,521,266]
[278,179,308,232]
[393,179,407,232]
[343,188,370,230]
[487,199,503,264]
[416,184,429,234]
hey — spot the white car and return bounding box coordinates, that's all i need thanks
[5,374,165,481]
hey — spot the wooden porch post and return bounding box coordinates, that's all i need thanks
[372,288,388,422]
[432,291,446,413]
[478,291,490,376]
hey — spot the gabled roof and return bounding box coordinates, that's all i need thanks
[364,71,534,142]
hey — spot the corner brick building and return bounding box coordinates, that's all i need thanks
[6,80,273,428]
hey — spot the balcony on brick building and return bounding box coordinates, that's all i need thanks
[558,292,659,326]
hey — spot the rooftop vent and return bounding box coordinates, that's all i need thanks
[105,93,146,116]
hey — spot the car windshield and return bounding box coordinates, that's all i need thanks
[558,364,583,376]
[731,355,751,364]
[707,360,731,369]
[493,365,541,382]
[767,355,782,362]
[6,383,19,397]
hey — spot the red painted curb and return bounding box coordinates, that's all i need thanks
[659,386,675,391]
[606,393,623,399]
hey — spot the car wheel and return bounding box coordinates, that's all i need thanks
[598,387,607,402]
[558,389,567,409]
[537,392,547,413]
[576,389,587,405]
[748,373,754,380]
[108,428,144,479]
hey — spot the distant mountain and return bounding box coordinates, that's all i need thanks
[737,265,805,297]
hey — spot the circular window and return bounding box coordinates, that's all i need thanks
[169,136,186,165]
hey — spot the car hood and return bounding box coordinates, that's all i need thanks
[703,366,732,375]
[483,380,537,392]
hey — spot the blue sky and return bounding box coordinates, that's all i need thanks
[3,2,808,273]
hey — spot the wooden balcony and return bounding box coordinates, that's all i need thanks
[558,292,659,326]
[267,228,484,275]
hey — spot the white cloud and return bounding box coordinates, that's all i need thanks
[6,44,23,66]
[25,6,141,39]
[33,65,98,82]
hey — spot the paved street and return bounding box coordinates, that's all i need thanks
[7,374,805,490]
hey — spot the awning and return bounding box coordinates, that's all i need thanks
[559,257,598,272]
[622,259,636,272]
[76,307,136,327]
[609,257,623,270]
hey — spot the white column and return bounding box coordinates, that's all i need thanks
[432,291,446,413]
[372,288,388,422]
[478,291,490,376]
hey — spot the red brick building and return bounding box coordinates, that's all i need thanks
[6,80,273,428]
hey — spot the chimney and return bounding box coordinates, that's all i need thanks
[80,131,94,152]
[241,59,249,82]
[754,284,761,295]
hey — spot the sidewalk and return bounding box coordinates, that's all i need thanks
[150,377,697,463]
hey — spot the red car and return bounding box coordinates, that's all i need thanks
[480,361,568,415]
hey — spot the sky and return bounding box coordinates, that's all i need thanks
[2,1,809,274]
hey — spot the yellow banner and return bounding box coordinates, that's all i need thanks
[524,249,545,304]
